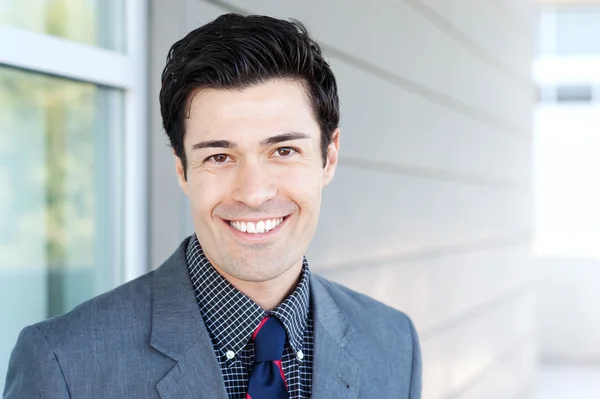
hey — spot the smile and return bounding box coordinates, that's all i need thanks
[229,217,284,234]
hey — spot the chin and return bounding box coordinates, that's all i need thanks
[228,257,293,282]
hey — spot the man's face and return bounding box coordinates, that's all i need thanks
[176,79,339,283]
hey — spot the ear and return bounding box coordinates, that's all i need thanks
[175,155,189,196]
[322,129,340,188]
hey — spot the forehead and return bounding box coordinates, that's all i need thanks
[185,79,319,140]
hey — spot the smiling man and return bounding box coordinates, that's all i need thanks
[4,13,421,399]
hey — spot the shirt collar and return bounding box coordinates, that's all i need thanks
[186,234,311,356]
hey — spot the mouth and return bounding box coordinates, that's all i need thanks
[228,217,285,234]
[223,215,290,240]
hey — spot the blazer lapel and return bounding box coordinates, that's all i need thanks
[155,340,228,399]
[310,276,360,399]
[150,239,228,399]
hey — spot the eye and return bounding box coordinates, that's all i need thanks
[273,147,297,158]
[205,154,231,164]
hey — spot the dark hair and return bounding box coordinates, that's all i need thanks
[159,13,339,179]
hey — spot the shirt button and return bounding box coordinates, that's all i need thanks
[226,350,235,360]
[297,350,304,361]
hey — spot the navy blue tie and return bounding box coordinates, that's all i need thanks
[246,316,289,399]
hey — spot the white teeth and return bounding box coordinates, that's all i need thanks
[230,217,284,234]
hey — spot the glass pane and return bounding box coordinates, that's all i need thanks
[556,8,600,56]
[0,67,123,389]
[0,0,125,51]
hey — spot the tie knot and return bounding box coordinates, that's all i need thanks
[252,316,287,362]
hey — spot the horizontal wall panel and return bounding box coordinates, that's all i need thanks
[185,0,230,28]
[331,57,532,183]
[414,0,532,78]
[537,257,600,361]
[317,245,533,334]
[309,167,531,269]
[455,342,536,399]
[496,0,536,26]
[420,294,535,399]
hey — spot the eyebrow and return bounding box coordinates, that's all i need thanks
[191,132,310,150]
[259,132,310,146]
[192,140,237,150]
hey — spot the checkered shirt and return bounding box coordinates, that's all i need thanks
[186,235,314,399]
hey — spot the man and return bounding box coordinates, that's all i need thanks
[4,13,421,399]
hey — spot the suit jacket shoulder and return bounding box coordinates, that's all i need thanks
[312,273,418,340]
[4,270,173,399]
[310,274,422,398]
[36,269,155,343]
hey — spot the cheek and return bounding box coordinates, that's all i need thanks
[187,174,228,219]
[280,165,323,208]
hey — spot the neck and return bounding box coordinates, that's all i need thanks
[216,260,304,311]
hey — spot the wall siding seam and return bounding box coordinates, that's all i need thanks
[437,334,535,399]
[420,283,533,341]
[403,0,531,88]
[339,157,530,189]
[482,0,532,34]
[322,46,532,140]
[316,232,532,272]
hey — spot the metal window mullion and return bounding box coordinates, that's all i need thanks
[122,0,150,282]
[0,25,132,88]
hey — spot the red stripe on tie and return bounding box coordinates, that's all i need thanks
[246,394,252,399]
[274,359,287,389]
[252,317,269,341]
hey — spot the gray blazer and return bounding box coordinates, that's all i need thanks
[4,237,422,398]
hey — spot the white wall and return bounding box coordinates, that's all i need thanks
[149,1,537,398]
[534,105,600,363]
[537,257,600,363]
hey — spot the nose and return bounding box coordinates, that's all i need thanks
[231,159,277,209]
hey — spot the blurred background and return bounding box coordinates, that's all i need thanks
[1,0,599,398]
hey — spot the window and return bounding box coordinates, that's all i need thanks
[556,8,600,56]
[0,64,124,319]
[538,7,600,56]
[0,0,125,51]
[0,1,147,391]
